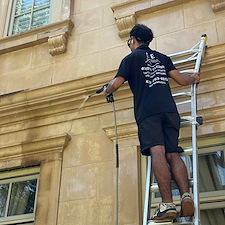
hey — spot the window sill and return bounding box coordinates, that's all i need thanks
[0,19,74,56]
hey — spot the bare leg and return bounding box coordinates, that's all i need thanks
[166,153,194,217]
[150,145,173,203]
[166,153,189,196]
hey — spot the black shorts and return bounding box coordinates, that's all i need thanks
[138,112,183,156]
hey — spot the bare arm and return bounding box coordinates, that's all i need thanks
[103,76,125,95]
[169,70,200,86]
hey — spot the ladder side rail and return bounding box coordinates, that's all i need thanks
[191,82,199,225]
[191,35,207,225]
[143,156,152,225]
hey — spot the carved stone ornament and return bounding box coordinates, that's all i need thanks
[48,33,67,56]
[116,14,137,38]
[211,0,225,12]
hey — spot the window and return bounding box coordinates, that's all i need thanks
[1,0,73,55]
[141,144,225,225]
[8,0,51,36]
[201,208,225,225]
[0,168,39,225]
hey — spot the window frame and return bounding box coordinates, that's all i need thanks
[7,0,52,36]
[0,167,40,225]
[0,0,74,56]
[5,0,53,37]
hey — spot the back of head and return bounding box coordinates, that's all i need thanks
[130,24,154,45]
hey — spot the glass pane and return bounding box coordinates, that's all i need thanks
[199,151,225,192]
[170,151,225,193]
[12,13,31,34]
[15,0,33,15]
[201,208,225,225]
[0,184,9,217]
[34,0,50,9]
[7,180,37,216]
[31,7,50,29]
[154,151,225,198]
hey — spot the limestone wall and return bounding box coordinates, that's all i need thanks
[0,0,225,225]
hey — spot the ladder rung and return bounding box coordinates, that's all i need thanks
[176,100,192,106]
[180,69,196,74]
[173,222,194,225]
[173,57,198,65]
[174,217,194,225]
[180,148,193,156]
[168,49,198,58]
[150,179,193,192]
[148,220,173,225]
[172,92,191,99]
[180,116,192,127]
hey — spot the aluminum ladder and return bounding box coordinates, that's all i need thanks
[143,34,208,225]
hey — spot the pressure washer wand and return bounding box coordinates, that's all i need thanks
[96,86,105,94]
[88,84,108,98]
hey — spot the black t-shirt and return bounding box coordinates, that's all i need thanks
[115,45,178,124]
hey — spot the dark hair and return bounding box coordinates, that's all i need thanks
[130,24,154,45]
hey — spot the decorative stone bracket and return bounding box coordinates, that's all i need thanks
[48,33,67,56]
[116,14,137,38]
[211,0,225,12]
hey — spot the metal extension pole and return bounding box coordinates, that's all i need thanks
[143,156,151,225]
[191,34,207,225]
[107,94,119,225]
[112,100,119,225]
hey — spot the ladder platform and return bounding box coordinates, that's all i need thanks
[148,217,193,225]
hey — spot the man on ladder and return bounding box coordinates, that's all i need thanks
[102,24,200,222]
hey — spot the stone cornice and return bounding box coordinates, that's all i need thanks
[111,0,195,37]
[112,0,194,17]
[0,19,74,56]
[0,133,71,169]
[104,122,138,141]
[0,70,115,114]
